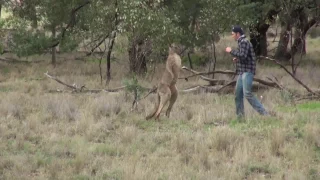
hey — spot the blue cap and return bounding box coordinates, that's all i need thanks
[232,25,244,35]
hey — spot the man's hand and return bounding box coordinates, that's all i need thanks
[226,47,232,53]
[233,57,238,63]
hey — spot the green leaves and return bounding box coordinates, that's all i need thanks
[123,76,145,100]
[9,29,52,57]
[0,0,317,61]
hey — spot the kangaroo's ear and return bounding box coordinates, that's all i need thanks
[169,43,179,53]
[170,43,177,48]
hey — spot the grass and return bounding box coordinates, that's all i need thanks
[0,34,319,179]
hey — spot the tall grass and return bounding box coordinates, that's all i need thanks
[0,34,319,179]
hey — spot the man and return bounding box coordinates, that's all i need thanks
[225,25,269,119]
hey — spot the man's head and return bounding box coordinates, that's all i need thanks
[231,25,244,40]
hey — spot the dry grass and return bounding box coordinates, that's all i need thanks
[0,35,320,180]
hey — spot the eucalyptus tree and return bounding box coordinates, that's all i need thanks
[4,0,90,67]
[118,0,181,74]
[277,0,320,58]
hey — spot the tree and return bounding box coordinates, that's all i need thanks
[119,0,181,74]
[4,0,90,66]
[275,0,320,61]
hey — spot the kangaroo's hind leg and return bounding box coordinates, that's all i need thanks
[165,85,178,118]
[154,88,171,120]
[146,94,160,120]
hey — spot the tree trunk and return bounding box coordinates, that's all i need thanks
[250,9,279,56]
[128,36,149,74]
[291,28,306,56]
[106,31,116,85]
[0,3,2,19]
[30,5,38,29]
[275,22,291,60]
[290,17,316,57]
[187,52,193,69]
[250,24,269,56]
[52,26,56,67]
[208,41,217,83]
[106,0,118,85]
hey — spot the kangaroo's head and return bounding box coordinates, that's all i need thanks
[169,43,180,54]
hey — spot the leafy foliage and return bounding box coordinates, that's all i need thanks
[0,0,318,62]
[123,76,145,100]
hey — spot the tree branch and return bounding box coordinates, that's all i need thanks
[86,33,110,56]
[51,0,91,48]
[259,56,315,94]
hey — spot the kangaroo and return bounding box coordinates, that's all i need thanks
[146,43,182,120]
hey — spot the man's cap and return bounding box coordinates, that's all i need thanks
[232,25,244,35]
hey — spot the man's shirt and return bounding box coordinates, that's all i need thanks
[230,35,256,75]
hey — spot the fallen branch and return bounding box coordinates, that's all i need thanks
[294,92,320,101]
[252,77,282,89]
[45,72,126,93]
[217,81,236,92]
[180,66,235,80]
[266,76,285,90]
[180,85,222,93]
[180,85,235,94]
[200,75,282,89]
[45,72,78,90]
[260,56,316,94]
[180,81,270,94]
[199,76,227,85]
[45,72,156,94]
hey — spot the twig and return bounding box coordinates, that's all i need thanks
[131,86,158,111]
[266,77,284,90]
[179,47,189,56]
[138,86,158,101]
